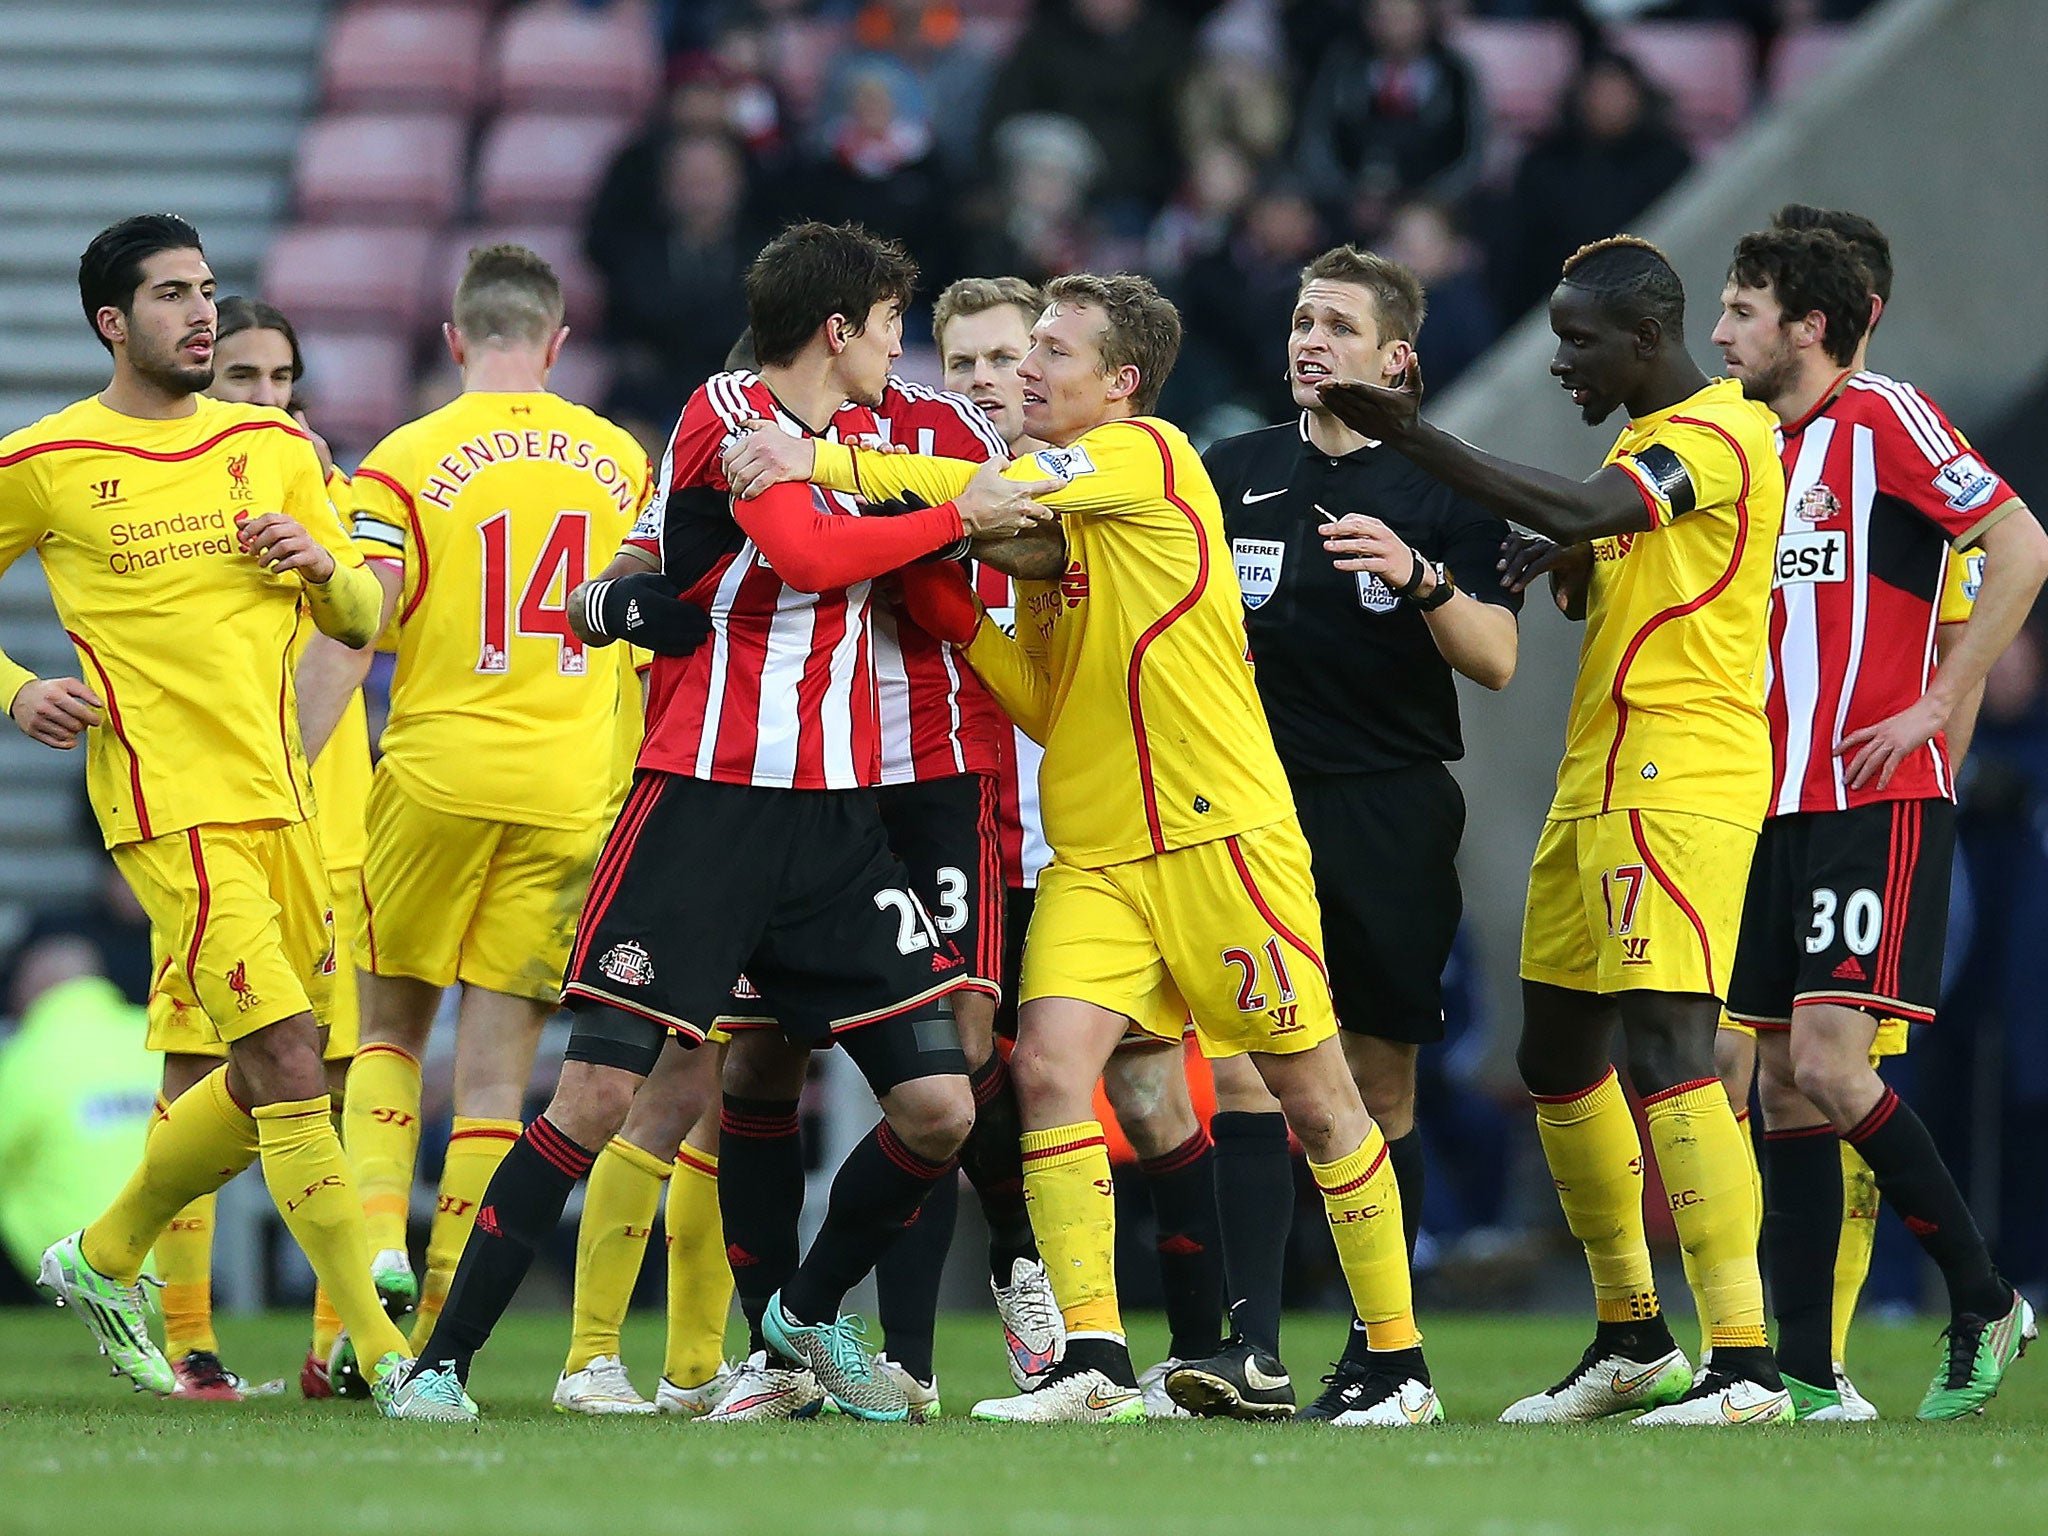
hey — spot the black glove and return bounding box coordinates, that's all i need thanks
[860,490,970,563]
[578,571,712,657]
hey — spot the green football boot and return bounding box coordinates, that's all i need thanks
[762,1293,908,1422]
[1917,1292,2036,1421]
[1783,1373,1842,1421]
[38,1231,174,1395]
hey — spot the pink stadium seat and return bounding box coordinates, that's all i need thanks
[1612,22,1755,143]
[1768,24,1854,100]
[297,330,415,454]
[321,4,490,113]
[1451,19,1579,137]
[294,112,468,223]
[491,0,661,118]
[473,113,635,223]
[261,225,439,334]
[430,224,604,335]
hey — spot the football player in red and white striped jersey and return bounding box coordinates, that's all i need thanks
[1713,222,2047,1419]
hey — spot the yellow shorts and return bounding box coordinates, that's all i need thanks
[1718,1015,1910,1062]
[146,862,362,1061]
[118,819,335,1049]
[1021,818,1337,1060]
[1521,810,1755,999]
[358,766,604,1004]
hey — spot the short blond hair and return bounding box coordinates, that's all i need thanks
[1042,272,1181,416]
[932,275,1043,349]
[452,243,563,346]
[1299,246,1427,345]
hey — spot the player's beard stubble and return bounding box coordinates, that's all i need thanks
[134,327,216,399]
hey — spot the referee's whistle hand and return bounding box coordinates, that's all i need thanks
[1319,513,1413,581]
[723,421,816,500]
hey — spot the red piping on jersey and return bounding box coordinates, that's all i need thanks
[1224,835,1330,985]
[276,608,308,823]
[1124,420,1209,854]
[1600,415,1753,811]
[354,467,430,624]
[184,829,211,987]
[0,418,305,468]
[1628,810,1717,996]
[65,629,149,839]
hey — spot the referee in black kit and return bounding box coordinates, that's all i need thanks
[1166,247,1523,1424]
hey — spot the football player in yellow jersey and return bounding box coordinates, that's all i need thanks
[1319,236,1794,1425]
[3,215,414,1404]
[294,247,652,1403]
[135,295,380,1399]
[1701,208,1995,1420]
[728,273,1439,1426]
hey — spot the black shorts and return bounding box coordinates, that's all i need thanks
[994,884,1035,1041]
[1726,798,1954,1029]
[876,773,1005,999]
[1293,762,1465,1045]
[562,771,969,1048]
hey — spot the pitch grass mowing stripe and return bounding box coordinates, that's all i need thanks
[3,1311,2045,1535]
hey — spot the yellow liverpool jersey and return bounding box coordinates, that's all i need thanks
[814,417,1293,867]
[350,390,652,830]
[0,395,371,847]
[1552,378,1785,830]
[306,466,372,872]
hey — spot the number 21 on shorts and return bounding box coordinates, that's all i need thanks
[1221,936,1298,1013]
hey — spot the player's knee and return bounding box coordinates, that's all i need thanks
[1008,1035,1086,1121]
[1354,1065,1416,1129]
[1787,1035,1866,1122]
[228,1015,327,1106]
[1714,1029,1756,1106]
[886,1078,975,1162]
[548,1061,640,1147]
[1515,1036,1599,1100]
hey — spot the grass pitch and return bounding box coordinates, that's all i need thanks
[3,1308,2044,1535]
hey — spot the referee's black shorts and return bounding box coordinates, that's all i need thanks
[1293,761,1464,1045]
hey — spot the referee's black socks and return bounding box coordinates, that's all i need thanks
[1761,1122,1842,1386]
[1210,1110,1293,1355]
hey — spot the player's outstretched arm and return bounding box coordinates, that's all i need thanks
[1316,368,1650,544]
[1840,499,2048,790]
[974,520,1068,581]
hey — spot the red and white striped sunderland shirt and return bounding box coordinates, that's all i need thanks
[1766,371,2020,815]
[870,377,1009,785]
[628,371,904,789]
[975,563,1051,888]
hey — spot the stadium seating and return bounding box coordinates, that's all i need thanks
[431,224,604,335]
[294,111,467,223]
[490,0,661,118]
[474,112,637,223]
[1450,19,1579,137]
[262,224,440,334]
[321,3,491,113]
[296,328,415,449]
[1613,21,1755,145]
[1768,24,1854,100]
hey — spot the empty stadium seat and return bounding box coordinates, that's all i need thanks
[1612,22,1755,143]
[1768,23,1854,100]
[431,224,603,335]
[491,0,661,118]
[294,112,467,223]
[321,4,490,113]
[1451,19,1579,137]
[261,225,439,334]
[473,113,634,222]
[297,329,415,453]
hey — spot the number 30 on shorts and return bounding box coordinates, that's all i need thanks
[1807,886,1882,955]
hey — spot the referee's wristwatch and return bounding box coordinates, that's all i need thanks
[1396,546,1457,611]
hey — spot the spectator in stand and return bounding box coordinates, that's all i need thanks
[1176,182,1325,422]
[584,129,756,413]
[821,0,994,177]
[1145,139,1256,284]
[980,0,1196,225]
[1379,197,1497,389]
[807,59,951,281]
[1496,48,1692,315]
[1294,0,1484,240]
[958,113,1112,285]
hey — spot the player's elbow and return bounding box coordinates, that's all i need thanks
[761,551,833,593]
[1469,655,1516,691]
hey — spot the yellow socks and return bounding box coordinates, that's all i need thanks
[1534,1069,1659,1325]
[1021,1121,1122,1339]
[1643,1079,1767,1351]
[85,1068,257,1285]
[1682,1104,1764,1358]
[1309,1124,1418,1351]
[254,1095,409,1363]
[566,1137,669,1374]
[411,1116,519,1349]
[665,1145,732,1388]
[158,1190,218,1359]
[1833,1141,1880,1365]
[344,1043,423,1254]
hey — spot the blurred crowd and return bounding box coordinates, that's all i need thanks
[585,0,1878,445]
